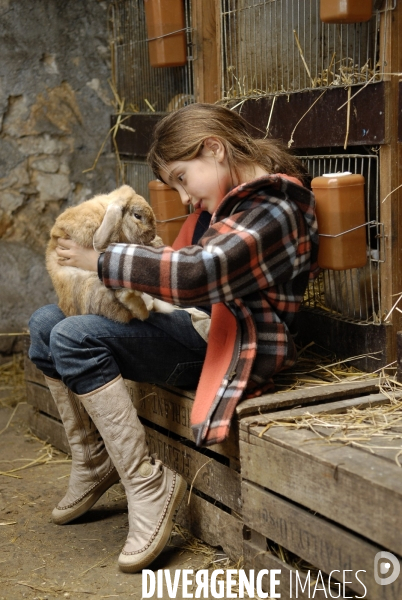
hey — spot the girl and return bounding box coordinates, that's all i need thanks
[28,103,318,573]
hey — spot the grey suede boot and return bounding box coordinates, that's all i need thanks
[78,375,187,573]
[44,376,120,525]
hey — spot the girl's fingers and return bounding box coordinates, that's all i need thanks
[57,238,75,250]
[56,246,69,257]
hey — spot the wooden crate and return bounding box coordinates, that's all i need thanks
[24,354,243,560]
[25,336,395,570]
[240,391,402,600]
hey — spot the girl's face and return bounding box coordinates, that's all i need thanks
[161,138,233,214]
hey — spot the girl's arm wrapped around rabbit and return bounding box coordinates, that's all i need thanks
[46,185,171,322]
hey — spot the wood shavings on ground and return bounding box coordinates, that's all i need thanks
[0,438,68,479]
[172,525,267,599]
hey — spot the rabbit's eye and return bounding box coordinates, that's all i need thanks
[133,213,142,220]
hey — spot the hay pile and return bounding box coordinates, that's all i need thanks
[253,342,402,464]
[273,341,379,391]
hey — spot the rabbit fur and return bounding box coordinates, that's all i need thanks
[46,184,173,323]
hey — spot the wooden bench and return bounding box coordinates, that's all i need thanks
[24,336,402,594]
[240,391,402,599]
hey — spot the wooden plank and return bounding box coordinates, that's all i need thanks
[242,481,402,600]
[125,380,194,439]
[111,113,162,157]
[312,424,402,466]
[24,355,47,386]
[243,539,340,600]
[192,0,219,103]
[126,380,240,465]
[24,376,240,466]
[26,381,60,420]
[398,329,402,383]
[28,408,69,454]
[239,425,402,555]
[377,1,402,363]
[237,378,381,418]
[235,83,385,148]
[143,424,241,513]
[241,391,402,467]
[240,391,393,428]
[184,493,243,562]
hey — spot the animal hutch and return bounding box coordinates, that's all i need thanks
[110,0,402,373]
[25,1,402,597]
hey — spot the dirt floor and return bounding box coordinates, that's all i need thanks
[0,402,226,600]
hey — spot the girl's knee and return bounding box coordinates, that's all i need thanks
[29,305,65,340]
[50,316,83,350]
[49,316,97,360]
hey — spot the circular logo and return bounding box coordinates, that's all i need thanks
[374,552,401,586]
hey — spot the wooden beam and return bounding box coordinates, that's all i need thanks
[379,2,402,363]
[192,0,220,103]
[234,83,386,148]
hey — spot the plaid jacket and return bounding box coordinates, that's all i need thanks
[102,175,319,446]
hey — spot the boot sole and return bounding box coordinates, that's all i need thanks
[118,473,187,573]
[52,468,120,525]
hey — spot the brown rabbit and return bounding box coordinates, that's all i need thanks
[46,185,167,323]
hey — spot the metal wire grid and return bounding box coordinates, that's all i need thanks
[300,153,382,324]
[118,159,155,202]
[118,154,382,325]
[220,0,388,100]
[109,0,194,113]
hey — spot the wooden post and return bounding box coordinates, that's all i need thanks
[397,331,402,383]
[379,2,402,363]
[192,0,220,103]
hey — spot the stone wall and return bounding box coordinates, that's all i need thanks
[0,0,116,352]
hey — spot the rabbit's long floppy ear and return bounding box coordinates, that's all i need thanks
[93,203,124,252]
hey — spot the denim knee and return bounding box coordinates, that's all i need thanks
[28,304,65,378]
[29,305,65,340]
[48,316,116,394]
[49,316,87,365]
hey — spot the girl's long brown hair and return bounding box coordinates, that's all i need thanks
[147,103,309,186]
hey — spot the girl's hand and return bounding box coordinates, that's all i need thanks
[56,238,99,272]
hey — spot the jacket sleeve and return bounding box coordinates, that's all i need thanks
[101,198,311,307]
[171,211,201,250]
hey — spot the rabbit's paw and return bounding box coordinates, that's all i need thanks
[115,289,149,320]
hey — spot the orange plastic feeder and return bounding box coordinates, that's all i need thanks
[148,180,188,246]
[311,173,368,271]
[320,0,373,23]
[144,0,187,67]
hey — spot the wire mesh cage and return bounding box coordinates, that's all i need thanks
[300,152,383,325]
[220,0,391,100]
[118,159,155,202]
[109,0,194,113]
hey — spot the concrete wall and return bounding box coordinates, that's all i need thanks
[0,0,116,353]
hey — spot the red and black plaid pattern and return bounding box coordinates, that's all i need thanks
[102,175,319,446]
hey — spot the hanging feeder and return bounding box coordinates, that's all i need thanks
[144,0,187,68]
[320,0,373,23]
[148,180,188,245]
[311,173,368,271]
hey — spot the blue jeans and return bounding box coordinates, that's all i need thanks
[28,305,208,395]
